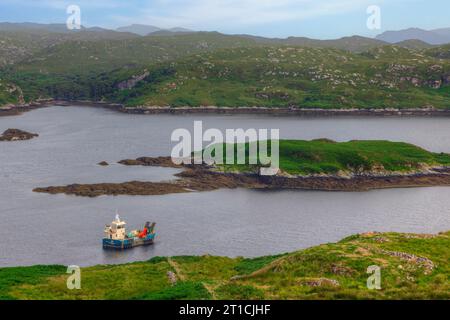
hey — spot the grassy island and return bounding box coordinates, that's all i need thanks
[1,231,448,300]
[33,140,450,197]
[213,139,450,175]
[214,139,450,175]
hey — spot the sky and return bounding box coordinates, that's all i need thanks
[0,0,448,39]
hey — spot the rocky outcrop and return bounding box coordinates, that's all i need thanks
[118,156,183,168]
[379,250,435,275]
[120,106,450,117]
[0,129,38,141]
[117,71,150,90]
[33,181,188,197]
[299,278,340,287]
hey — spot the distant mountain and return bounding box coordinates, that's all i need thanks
[432,28,450,40]
[116,24,193,36]
[376,27,450,45]
[0,22,114,34]
[147,30,196,37]
[116,24,161,36]
[168,27,192,33]
[288,35,387,52]
[0,22,72,33]
[393,39,433,50]
[235,34,387,52]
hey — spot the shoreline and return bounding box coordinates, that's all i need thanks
[121,105,450,117]
[0,101,50,117]
[2,99,450,117]
[33,157,450,197]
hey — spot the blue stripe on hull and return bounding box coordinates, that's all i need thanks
[102,234,156,250]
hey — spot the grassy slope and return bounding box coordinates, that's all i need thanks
[1,231,448,300]
[0,29,138,67]
[2,32,449,109]
[114,46,450,109]
[209,140,450,175]
[3,32,261,102]
[425,44,450,59]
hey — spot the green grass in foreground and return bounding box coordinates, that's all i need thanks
[206,139,450,175]
[0,231,448,300]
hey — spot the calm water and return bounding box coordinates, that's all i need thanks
[0,105,449,267]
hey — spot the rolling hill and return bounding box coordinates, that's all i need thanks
[107,45,450,109]
[1,231,448,300]
[0,28,138,67]
[0,24,449,110]
[117,24,194,36]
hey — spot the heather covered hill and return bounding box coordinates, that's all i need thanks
[425,44,450,60]
[10,32,262,73]
[0,28,137,67]
[1,27,449,110]
[110,46,450,109]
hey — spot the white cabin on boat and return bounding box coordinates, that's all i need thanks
[104,214,127,240]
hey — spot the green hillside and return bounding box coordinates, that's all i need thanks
[0,29,138,67]
[425,44,450,59]
[1,30,449,109]
[1,32,263,102]
[12,32,261,74]
[1,231,448,300]
[112,46,450,109]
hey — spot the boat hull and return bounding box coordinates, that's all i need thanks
[102,234,156,250]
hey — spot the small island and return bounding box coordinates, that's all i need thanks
[33,140,450,197]
[0,128,38,142]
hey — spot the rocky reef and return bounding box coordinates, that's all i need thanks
[0,128,38,141]
[33,156,450,197]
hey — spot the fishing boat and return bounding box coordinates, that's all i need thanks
[103,214,156,250]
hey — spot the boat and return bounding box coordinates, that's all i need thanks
[103,214,156,250]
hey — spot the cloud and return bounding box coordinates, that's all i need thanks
[1,0,385,34]
[111,0,377,29]
[1,0,124,10]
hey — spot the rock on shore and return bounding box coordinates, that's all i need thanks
[0,129,38,141]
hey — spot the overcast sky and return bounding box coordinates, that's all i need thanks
[0,0,448,39]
